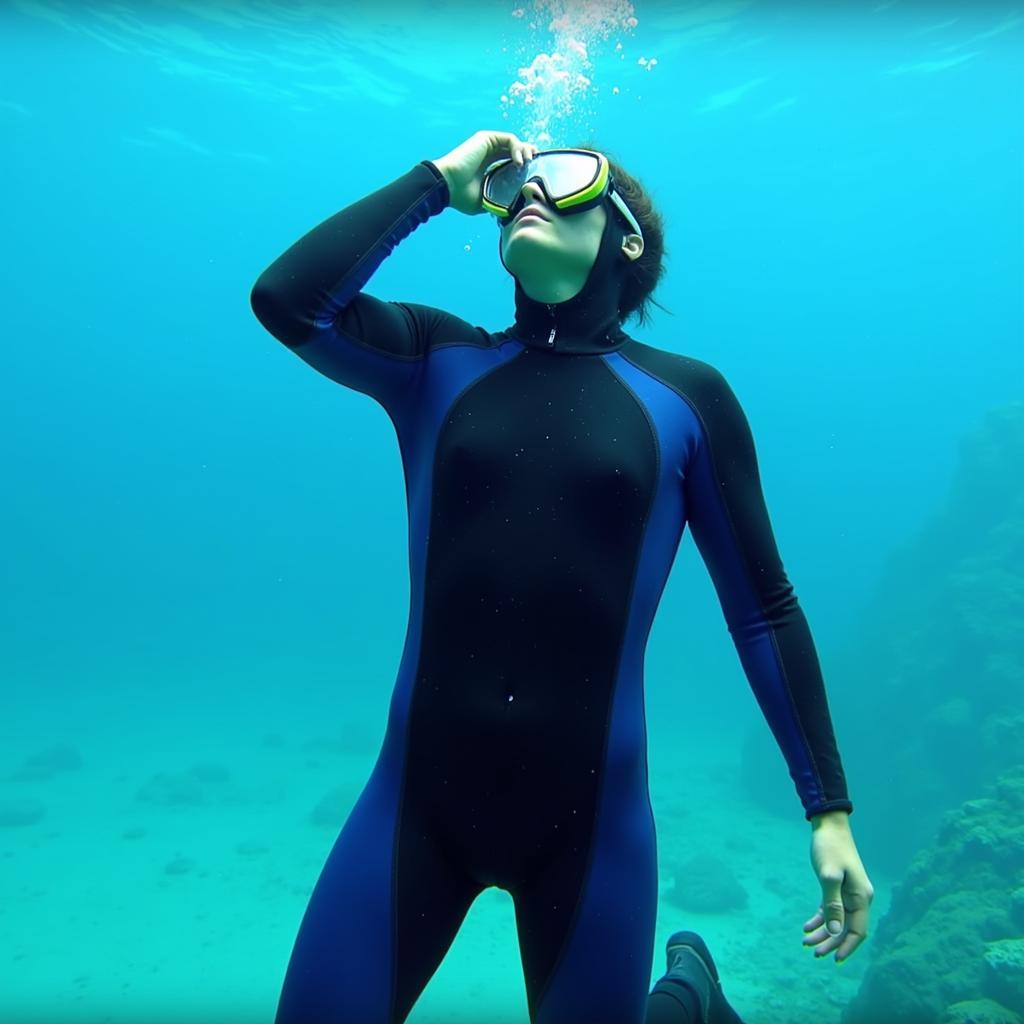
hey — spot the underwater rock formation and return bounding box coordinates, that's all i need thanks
[0,798,45,826]
[10,742,83,781]
[664,850,748,913]
[943,1000,1022,1024]
[136,771,210,807]
[840,765,1024,1023]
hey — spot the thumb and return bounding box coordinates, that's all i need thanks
[821,873,846,934]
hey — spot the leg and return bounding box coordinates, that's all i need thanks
[514,795,658,1024]
[274,772,482,1024]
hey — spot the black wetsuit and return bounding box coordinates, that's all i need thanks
[250,159,853,1024]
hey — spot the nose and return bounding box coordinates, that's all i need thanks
[517,179,548,210]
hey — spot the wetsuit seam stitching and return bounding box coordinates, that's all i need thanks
[616,351,827,812]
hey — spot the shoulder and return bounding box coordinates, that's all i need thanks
[619,339,755,453]
[619,338,734,403]
[389,301,501,354]
[382,299,497,356]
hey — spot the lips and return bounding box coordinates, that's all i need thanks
[515,205,549,224]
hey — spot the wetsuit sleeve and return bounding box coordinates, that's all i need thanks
[248,160,451,415]
[682,366,854,821]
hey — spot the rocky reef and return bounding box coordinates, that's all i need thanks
[840,764,1024,1022]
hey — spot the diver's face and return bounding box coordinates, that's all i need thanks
[498,178,608,304]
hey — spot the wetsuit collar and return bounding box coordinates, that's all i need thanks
[500,207,630,356]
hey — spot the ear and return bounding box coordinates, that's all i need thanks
[620,233,644,262]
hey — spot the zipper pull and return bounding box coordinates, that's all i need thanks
[546,304,556,346]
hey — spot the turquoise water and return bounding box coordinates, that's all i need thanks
[2,2,1021,1021]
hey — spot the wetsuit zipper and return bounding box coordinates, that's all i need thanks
[546,303,557,347]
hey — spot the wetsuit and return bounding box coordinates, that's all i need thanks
[249,159,853,1024]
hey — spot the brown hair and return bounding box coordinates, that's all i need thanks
[573,138,673,330]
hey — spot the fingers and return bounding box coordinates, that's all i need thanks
[802,923,836,952]
[805,922,867,962]
[512,139,539,166]
[480,130,538,166]
[802,909,842,959]
[801,910,832,949]
[831,884,873,962]
[818,871,845,932]
[834,907,870,962]
[801,897,872,962]
[802,908,824,932]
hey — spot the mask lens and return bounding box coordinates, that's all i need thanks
[538,151,600,201]
[484,151,600,210]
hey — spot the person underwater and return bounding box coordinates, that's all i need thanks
[249,129,874,1024]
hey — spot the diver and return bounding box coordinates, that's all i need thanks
[249,130,874,1024]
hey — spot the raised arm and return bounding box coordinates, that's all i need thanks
[249,160,450,411]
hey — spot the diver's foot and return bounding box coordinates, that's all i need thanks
[649,930,745,1024]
